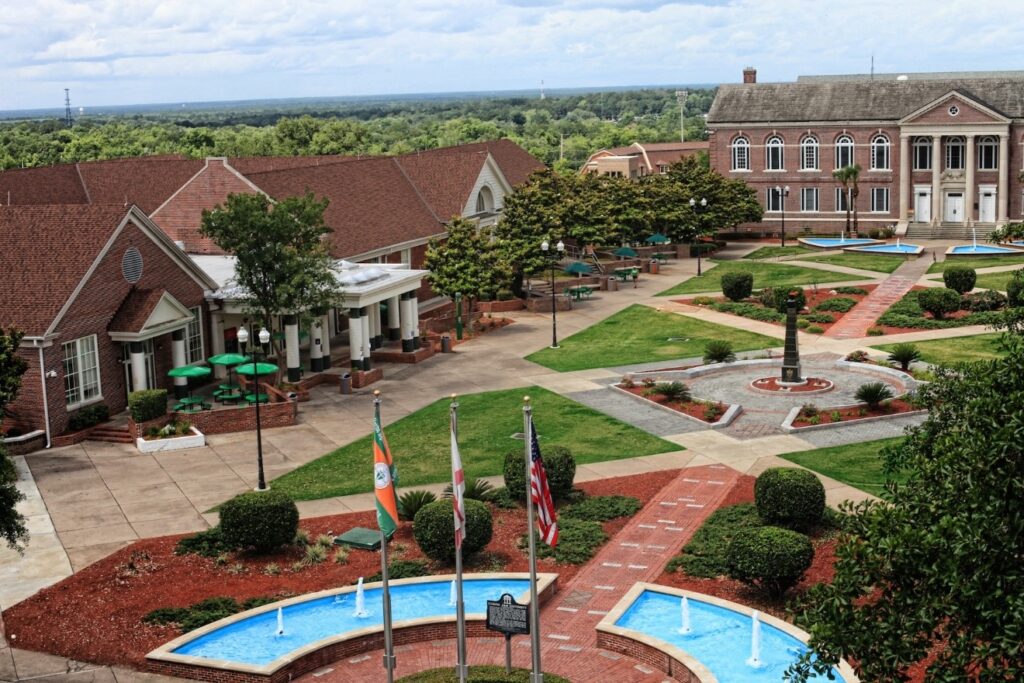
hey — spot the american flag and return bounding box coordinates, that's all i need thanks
[529,419,559,547]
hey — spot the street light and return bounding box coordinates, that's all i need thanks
[675,90,689,143]
[775,185,790,246]
[540,239,564,349]
[238,325,271,491]
[689,197,708,276]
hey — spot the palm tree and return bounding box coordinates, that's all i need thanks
[848,164,862,236]
[833,166,853,237]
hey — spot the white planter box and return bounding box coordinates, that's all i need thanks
[136,426,205,453]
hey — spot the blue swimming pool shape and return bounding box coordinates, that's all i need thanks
[948,244,1021,255]
[172,578,530,666]
[614,590,849,682]
[799,237,879,249]
[848,243,922,254]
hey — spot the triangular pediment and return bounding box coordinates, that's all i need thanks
[144,291,193,330]
[900,91,1010,125]
[108,288,194,341]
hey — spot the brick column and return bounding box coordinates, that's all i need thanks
[171,329,187,398]
[999,134,1010,222]
[931,135,942,225]
[899,134,911,223]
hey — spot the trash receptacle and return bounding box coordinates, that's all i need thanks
[650,260,660,275]
[608,276,618,292]
[340,373,352,394]
[441,335,452,353]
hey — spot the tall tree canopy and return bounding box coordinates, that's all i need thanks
[423,217,510,302]
[789,316,1024,682]
[0,327,29,552]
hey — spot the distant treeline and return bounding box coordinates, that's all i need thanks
[0,88,715,171]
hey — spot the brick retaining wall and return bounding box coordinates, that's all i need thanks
[596,632,703,683]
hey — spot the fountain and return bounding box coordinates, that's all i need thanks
[746,610,762,668]
[449,580,457,607]
[896,237,900,248]
[679,595,692,635]
[275,607,284,636]
[973,228,978,252]
[353,577,369,618]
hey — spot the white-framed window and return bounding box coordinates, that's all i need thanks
[63,335,101,407]
[186,307,204,364]
[800,188,819,212]
[834,134,854,169]
[871,187,890,213]
[913,137,932,170]
[765,135,785,170]
[978,136,998,170]
[870,134,890,170]
[800,135,819,170]
[835,188,850,212]
[766,187,784,212]
[731,136,750,171]
[946,136,965,170]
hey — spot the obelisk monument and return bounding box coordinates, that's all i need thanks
[780,290,804,384]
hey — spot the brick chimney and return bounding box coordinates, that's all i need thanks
[743,67,757,84]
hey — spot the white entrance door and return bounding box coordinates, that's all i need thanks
[944,192,964,223]
[979,187,997,223]
[914,187,931,223]
[121,341,157,396]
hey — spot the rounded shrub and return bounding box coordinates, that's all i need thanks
[916,288,960,320]
[720,272,754,302]
[754,467,825,530]
[725,526,814,598]
[219,490,299,553]
[1008,271,1024,308]
[942,266,977,294]
[773,288,807,314]
[413,498,492,562]
[503,445,576,502]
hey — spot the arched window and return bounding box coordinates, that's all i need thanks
[800,135,819,170]
[475,185,494,213]
[913,136,932,170]
[978,136,998,170]
[870,134,890,170]
[765,135,784,171]
[731,136,750,171]
[834,134,854,169]
[946,136,965,170]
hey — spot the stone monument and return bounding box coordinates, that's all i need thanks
[780,290,804,384]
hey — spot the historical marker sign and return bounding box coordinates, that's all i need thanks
[486,593,530,635]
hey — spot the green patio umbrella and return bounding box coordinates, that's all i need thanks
[208,353,249,398]
[614,246,638,258]
[645,233,670,244]
[235,362,280,404]
[167,365,212,406]
[564,261,593,277]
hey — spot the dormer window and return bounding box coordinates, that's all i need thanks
[475,185,495,213]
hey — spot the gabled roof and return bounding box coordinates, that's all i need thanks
[0,164,89,205]
[108,288,194,341]
[227,155,362,174]
[899,90,1011,125]
[394,148,490,221]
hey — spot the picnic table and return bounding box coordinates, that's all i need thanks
[566,285,594,301]
[652,252,673,263]
[173,396,211,412]
[245,392,270,405]
[614,267,640,282]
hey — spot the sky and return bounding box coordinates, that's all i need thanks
[2,0,1023,111]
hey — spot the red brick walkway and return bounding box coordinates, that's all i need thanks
[825,258,933,339]
[296,464,739,682]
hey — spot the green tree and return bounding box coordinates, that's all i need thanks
[423,217,510,306]
[833,165,862,236]
[788,316,1024,682]
[0,327,29,552]
[200,193,341,353]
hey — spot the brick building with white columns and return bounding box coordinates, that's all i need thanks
[706,69,1024,237]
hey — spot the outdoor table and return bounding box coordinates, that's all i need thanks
[652,252,672,262]
[568,286,593,300]
[217,390,243,404]
[245,392,269,405]
[174,396,211,412]
[614,268,633,281]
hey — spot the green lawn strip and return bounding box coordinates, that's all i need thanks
[657,260,870,296]
[926,255,1024,274]
[800,252,904,274]
[872,333,1005,365]
[742,245,813,260]
[271,386,678,501]
[876,291,1004,329]
[973,271,1016,292]
[778,438,908,496]
[525,304,779,372]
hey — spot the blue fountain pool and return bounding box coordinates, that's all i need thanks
[948,244,1021,255]
[849,243,922,254]
[172,578,529,666]
[615,591,848,682]
[799,237,879,249]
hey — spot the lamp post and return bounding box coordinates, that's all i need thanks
[775,185,790,246]
[689,197,708,276]
[540,239,564,349]
[675,90,689,143]
[238,325,271,491]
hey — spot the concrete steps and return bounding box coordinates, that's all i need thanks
[88,425,133,444]
[905,223,998,240]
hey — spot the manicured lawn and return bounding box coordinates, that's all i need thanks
[779,437,908,496]
[801,252,904,273]
[525,304,779,371]
[872,333,1005,365]
[973,270,1019,291]
[657,260,869,296]
[927,255,1024,273]
[742,245,813,259]
[271,386,679,500]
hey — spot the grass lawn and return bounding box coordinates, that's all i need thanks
[801,252,905,273]
[271,386,679,501]
[779,437,908,496]
[872,333,1005,365]
[525,304,779,372]
[927,255,1024,273]
[742,245,813,259]
[657,260,869,296]
[972,270,1019,291]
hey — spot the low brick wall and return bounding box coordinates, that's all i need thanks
[173,398,297,436]
[525,297,573,313]
[351,367,383,388]
[128,414,172,440]
[475,298,525,313]
[371,346,435,364]
[2,431,46,455]
[596,632,704,683]
[50,426,98,448]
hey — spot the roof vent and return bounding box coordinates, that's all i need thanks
[122,247,143,283]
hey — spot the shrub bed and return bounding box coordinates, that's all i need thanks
[726,526,814,597]
[530,517,607,564]
[754,468,825,530]
[219,490,300,554]
[561,495,641,521]
[414,498,493,563]
[877,291,1005,329]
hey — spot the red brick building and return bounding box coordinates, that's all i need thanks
[706,69,1024,237]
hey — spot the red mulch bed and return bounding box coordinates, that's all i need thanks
[791,399,918,427]
[2,471,679,670]
[617,385,726,423]
[751,376,834,393]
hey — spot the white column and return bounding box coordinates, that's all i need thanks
[360,308,372,370]
[931,135,942,225]
[284,314,301,382]
[387,295,401,341]
[321,313,331,370]
[347,309,363,371]
[400,293,415,352]
[129,342,149,394]
[210,312,227,378]
[998,134,1010,222]
[899,135,911,223]
[309,318,324,372]
[368,303,381,349]
[965,134,976,226]
[171,329,187,398]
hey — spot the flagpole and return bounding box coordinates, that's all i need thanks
[375,391,396,683]
[523,396,543,683]
[451,394,468,683]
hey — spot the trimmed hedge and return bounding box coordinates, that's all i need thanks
[754,467,825,530]
[813,297,857,313]
[942,266,977,294]
[725,526,814,597]
[710,301,784,323]
[413,498,492,562]
[129,389,168,423]
[878,291,1004,329]
[503,445,575,502]
[532,517,606,564]
[219,490,299,553]
[721,272,754,302]
[917,288,961,320]
[562,495,641,521]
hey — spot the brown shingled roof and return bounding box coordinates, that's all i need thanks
[0,204,130,335]
[463,139,545,187]
[0,164,89,205]
[395,149,488,221]
[77,158,205,213]
[227,155,362,174]
[108,288,167,334]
